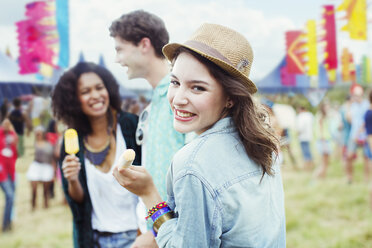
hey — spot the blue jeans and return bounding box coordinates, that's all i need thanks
[93,230,137,248]
[0,179,15,232]
[300,141,312,161]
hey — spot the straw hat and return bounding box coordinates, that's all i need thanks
[162,23,257,94]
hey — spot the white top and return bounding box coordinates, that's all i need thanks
[85,124,139,232]
[31,96,45,118]
[296,111,314,142]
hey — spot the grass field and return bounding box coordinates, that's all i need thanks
[1,135,372,248]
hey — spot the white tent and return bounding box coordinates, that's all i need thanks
[0,51,45,102]
[0,52,43,83]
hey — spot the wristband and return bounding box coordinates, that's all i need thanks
[153,211,174,233]
[151,206,171,222]
[146,201,168,220]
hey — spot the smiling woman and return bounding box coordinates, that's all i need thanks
[77,72,110,119]
[113,23,286,247]
[51,62,142,248]
[168,52,228,135]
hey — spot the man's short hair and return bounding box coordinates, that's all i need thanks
[109,10,169,58]
[13,98,21,108]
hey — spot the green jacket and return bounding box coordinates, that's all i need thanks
[59,111,141,248]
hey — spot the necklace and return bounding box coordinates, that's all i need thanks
[83,135,111,166]
[84,109,118,169]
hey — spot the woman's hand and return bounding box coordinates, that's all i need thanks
[62,154,81,182]
[131,231,158,248]
[113,166,162,208]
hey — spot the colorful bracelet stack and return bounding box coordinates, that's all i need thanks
[152,210,174,233]
[146,201,175,236]
[146,201,168,220]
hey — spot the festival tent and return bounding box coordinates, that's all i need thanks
[0,51,46,103]
[257,57,330,94]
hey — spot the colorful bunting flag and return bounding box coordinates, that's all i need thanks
[321,5,338,71]
[285,31,306,74]
[16,0,69,75]
[341,48,353,82]
[337,0,367,40]
[56,0,69,68]
[304,20,318,76]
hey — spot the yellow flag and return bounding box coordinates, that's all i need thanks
[337,0,367,40]
[327,70,337,83]
[337,0,353,11]
[305,20,318,76]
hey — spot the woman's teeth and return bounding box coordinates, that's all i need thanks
[177,111,194,118]
[92,102,103,108]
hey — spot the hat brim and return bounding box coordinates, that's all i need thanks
[163,43,257,94]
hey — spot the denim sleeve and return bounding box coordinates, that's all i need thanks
[156,171,222,247]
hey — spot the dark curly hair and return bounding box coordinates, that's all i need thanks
[51,62,122,135]
[109,10,169,58]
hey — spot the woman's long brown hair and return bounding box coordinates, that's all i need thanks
[173,48,279,177]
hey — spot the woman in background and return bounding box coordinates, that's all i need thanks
[0,118,17,232]
[52,62,142,248]
[27,126,54,210]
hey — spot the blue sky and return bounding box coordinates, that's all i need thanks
[0,0,370,89]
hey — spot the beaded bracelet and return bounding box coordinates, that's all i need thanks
[151,206,171,222]
[153,211,175,233]
[146,201,168,220]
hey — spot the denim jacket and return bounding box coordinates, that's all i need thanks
[156,117,286,248]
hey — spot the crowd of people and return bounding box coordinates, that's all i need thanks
[0,8,371,248]
[280,85,372,187]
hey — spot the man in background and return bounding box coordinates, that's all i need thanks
[363,90,372,210]
[8,98,28,157]
[345,85,369,184]
[110,10,185,246]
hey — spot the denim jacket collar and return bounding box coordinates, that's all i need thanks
[198,117,235,138]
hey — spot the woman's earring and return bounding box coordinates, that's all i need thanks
[226,102,233,108]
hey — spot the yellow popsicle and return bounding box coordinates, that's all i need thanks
[64,128,79,155]
[118,149,136,169]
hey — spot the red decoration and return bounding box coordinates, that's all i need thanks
[285,31,306,74]
[16,1,58,74]
[322,5,338,70]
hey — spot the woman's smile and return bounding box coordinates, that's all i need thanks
[167,52,228,135]
[175,109,196,121]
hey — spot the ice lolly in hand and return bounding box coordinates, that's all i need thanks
[64,128,79,155]
[117,149,136,169]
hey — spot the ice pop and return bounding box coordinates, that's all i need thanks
[117,149,136,169]
[64,128,79,155]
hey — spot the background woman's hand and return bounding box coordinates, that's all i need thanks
[62,154,81,182]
